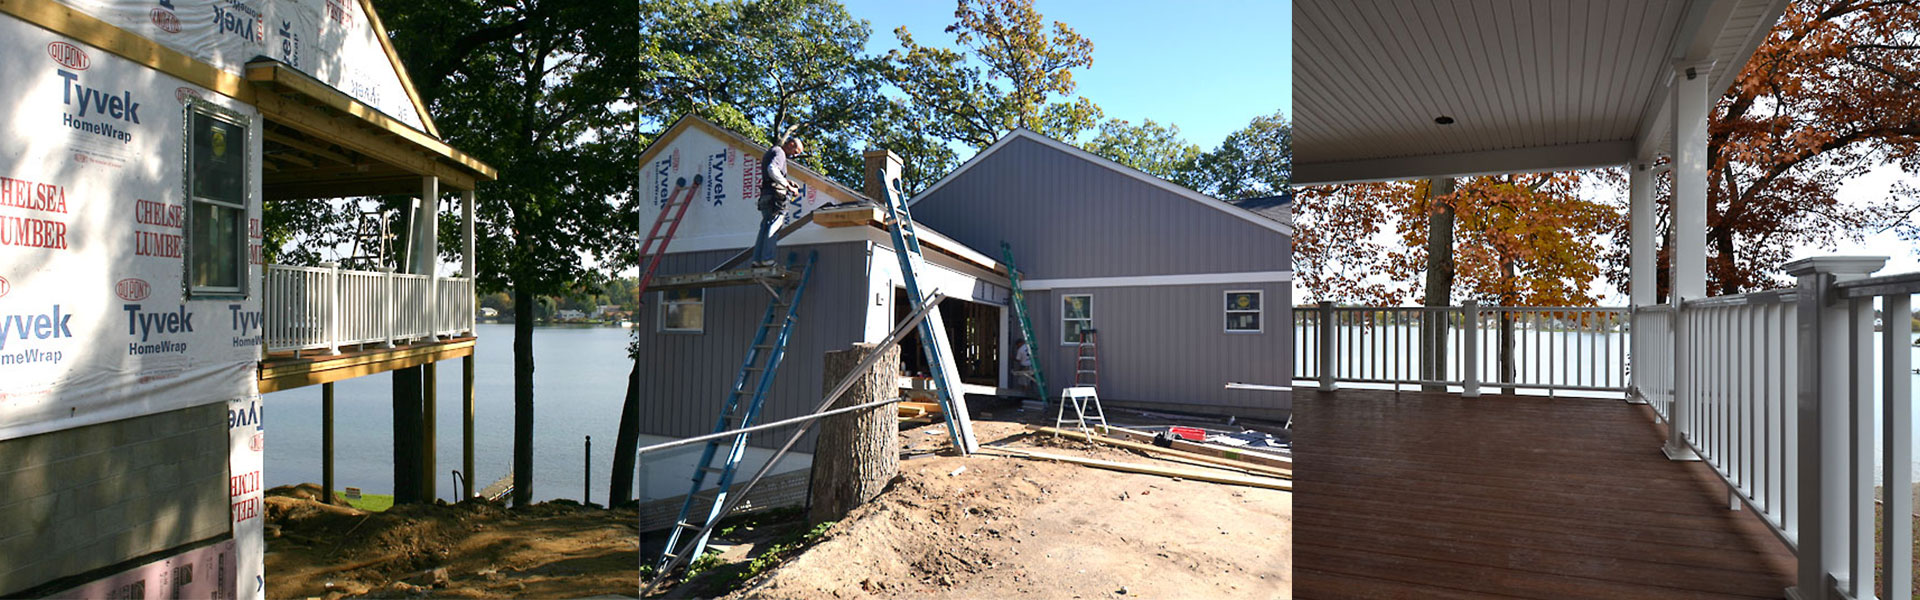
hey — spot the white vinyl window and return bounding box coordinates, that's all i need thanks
[659,288,704,333]
[185,101,250,298]
[1225,290,1262,333]
[1062,294,1092,345]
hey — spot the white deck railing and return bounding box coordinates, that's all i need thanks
[1291,303,1629,394]
[1291,256,1915,600]
[264,263,476,354]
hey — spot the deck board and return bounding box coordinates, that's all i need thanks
[1293,389,1795,599]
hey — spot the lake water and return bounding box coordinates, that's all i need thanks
[263,323,810,504]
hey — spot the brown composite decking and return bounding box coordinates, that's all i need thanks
[1293,389,1797,599]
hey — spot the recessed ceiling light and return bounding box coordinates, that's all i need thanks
[1434,116,1456,125]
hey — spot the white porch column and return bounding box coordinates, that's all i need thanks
[1629,163,1657,306]
[1627,162,1655,405]
[462,189,476,279]
[1670,62,1712,301]
[416,177,440,276]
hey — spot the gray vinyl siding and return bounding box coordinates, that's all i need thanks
[632,243,871,451]
[1024,283,1291,416]
[910,136,1290,278]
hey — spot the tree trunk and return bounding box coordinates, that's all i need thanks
[512,287,536,508]
[608,357,643,506]
[1421,178,1457,392]
[808,343,901,524]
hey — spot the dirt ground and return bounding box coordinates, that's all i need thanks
[263,486,638,599]
[263,413,1291,600]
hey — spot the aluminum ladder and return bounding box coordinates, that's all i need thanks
[1000,241,1051,410]
[1073,328,1101,388]
[637,175,703,299]
[879,178,979,454]
[655,250,817,572]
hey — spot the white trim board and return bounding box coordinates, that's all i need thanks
[1021,271,1293,291]
[907,128,1295,237]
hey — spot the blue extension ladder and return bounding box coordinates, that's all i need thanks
[655,250,818,571]
[879,178,979,454]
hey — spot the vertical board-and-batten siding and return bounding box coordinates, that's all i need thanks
[909,134,1292,416]
[632,244,870,451]
[910,136,1290,279]
[1026,285,1291,414]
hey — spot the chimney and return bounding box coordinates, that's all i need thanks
[863,148,903,202]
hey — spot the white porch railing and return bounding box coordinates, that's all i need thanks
[264,263,476,354]
[1291,302,1629,394]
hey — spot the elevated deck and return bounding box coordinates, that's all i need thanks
[1292,389,1795,599]
[258,337,475,393]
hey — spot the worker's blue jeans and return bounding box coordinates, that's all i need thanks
[751,196,780,264]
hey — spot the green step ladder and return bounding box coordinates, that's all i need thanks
[1001,241,1051,410]
[654,250,818,572]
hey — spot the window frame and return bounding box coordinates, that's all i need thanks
[658,288,705,333]
[182,99,251,300]
[1061,293,1092,346]
[1224,289,1263,333]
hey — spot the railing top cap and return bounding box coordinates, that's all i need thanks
[1782,255,1887,277]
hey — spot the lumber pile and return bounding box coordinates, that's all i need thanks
[978,446,1291,492]
[1026,426,1291,480]
[1094,425,1292,470]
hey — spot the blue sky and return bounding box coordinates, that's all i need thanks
[837,0,1290,152]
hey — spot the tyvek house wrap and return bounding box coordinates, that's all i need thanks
[52,0,430,132]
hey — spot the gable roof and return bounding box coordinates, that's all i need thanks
[358,0,441,139]
[907,128,1295,237]
[639,114,873,203]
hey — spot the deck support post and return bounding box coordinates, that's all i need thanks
[322,382,335,504]
[1461,301,1480,398]
[1317,301,1336,392]
[1663,296,1699,461]
[1783,256,1886,600]
[423,361,438,501]
[463,354,476,498]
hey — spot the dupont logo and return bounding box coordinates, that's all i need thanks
[47,42,88,70]
[174,87,203,104]
[151,8,181,33]
[248,431,263,452]
[0,276,9,299]
[116,278,150,301]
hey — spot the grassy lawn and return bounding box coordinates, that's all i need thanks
[340,492,393,512]
[1873,501,1920,597]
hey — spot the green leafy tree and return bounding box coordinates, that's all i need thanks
[385,0,636,508]
[641,0,890,185]
[887,0,1103,150]
[1083,118,1204,188]
[1190,110,1291,200]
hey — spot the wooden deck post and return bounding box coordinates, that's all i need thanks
[463,354,475,498]
[322,382,335,505]
[423,361,438,501]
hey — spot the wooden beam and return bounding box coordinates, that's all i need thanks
[246,63,493,180]
[266,178,427,202]
[1094,425,1293,470]
[250,91,478,191]
[977,446,1291,492]
[266,152,317,169]
[265,129,356,165]
[258,339,476,393]
[1027,426,1292,479]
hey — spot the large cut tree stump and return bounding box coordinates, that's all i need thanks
[809,343,901,524]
